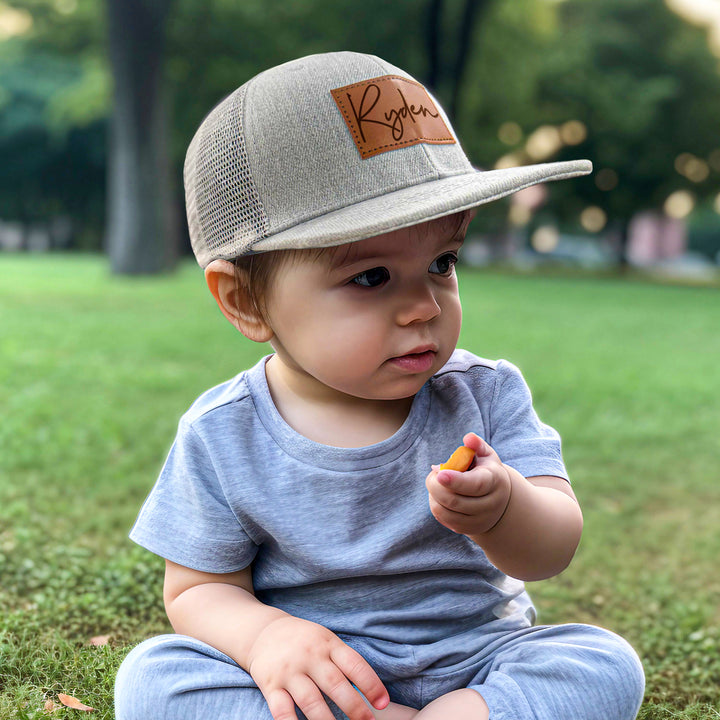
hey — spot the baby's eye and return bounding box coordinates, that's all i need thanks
[429,253,458,276]
[350,267,390,288]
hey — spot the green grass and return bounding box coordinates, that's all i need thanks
[1,254,719,719]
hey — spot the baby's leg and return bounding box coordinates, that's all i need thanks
[117,634,416,720]
[366,702,419,720]
[371,624,644,720]
[468,624,644,720]
[115,634,277,720]
[365,690,488,720]
[414,690,489,720]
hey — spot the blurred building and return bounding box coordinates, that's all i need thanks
[627,211,687,266]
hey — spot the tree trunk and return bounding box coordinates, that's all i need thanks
[449,0,492,121]
[425,0,494,123]
[106,0,176,274]
[426,0,443,92]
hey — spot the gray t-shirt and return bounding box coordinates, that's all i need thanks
[130,349,568,676]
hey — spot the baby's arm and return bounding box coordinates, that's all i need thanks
[427,432,583,581]
[163,560,390,720]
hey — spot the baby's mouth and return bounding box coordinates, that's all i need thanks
[387,348,437,373]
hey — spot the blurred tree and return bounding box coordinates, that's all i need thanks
[426,0,495,120]
[536,0,720,263]
[165,0,431,162]
[0,0,107,248]
[163,0,477,255]
[163,0,504,244]
[5,0,720,267]
[105,0,177,273]
[431,0,564,235]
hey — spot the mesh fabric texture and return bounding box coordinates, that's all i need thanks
[184,84,269,266]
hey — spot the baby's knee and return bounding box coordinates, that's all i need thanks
[577,625,645,718]
[115,635,181,720]
[114,634,269,720]
[510,624,645,720]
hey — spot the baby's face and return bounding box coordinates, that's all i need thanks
[262,215,465,403]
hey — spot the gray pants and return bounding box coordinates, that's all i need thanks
[115,623,644,720]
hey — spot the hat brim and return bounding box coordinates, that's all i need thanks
[252,159,592,253]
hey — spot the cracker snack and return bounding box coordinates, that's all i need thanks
[439,446,475,472]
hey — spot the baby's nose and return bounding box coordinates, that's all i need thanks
[395,283,441,325]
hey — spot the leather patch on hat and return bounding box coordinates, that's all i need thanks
[331,75,455,159]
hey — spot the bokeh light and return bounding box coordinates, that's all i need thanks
[55,0,78,14]
[713,192,720,214]
[525,126,563,161]
[675,152,710,182]
[580,206,608,233]
[708,148,720,171]
[498,121,523,146]
[560,120,587,145]
[664,190,695,218]
[531,225,560,253]
[494,153,524,169]
[0,3,33,38]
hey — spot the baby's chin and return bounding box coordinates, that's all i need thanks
[359,373,441,403]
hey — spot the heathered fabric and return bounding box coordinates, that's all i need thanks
[130,349,567,673]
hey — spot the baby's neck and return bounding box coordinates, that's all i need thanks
[280,396,413,448]
[265,357,414,448]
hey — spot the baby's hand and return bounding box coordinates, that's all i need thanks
[247,615,389,720]
[426,432,512,538]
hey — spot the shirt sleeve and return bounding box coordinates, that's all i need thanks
[487,360,568,482]
[129,418,259,573]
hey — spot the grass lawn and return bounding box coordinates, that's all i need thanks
[1,254,719,719]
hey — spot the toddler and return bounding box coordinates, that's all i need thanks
[115,52,644,720]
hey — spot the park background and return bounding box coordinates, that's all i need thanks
[1,0,719,718]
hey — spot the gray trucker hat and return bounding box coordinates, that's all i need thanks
[184,51,592,267]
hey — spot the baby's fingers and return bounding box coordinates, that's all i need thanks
[310,671,374,720]
[330,644,389,713]
[286,676,341,720]
[462,432,500,462]
[264,687,300,720]
[435,466,494,498]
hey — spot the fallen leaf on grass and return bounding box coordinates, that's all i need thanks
[89,634,110,646]
[44,699,58,713]
[58,694,95,711]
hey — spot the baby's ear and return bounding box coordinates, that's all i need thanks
[204,260,273,343]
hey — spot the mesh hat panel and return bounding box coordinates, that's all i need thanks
[184,85,269,265]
